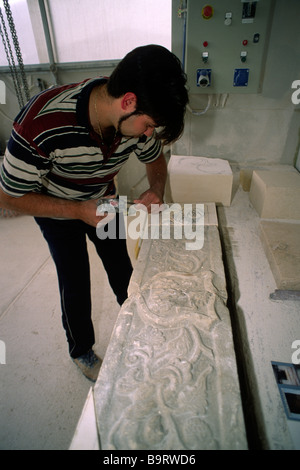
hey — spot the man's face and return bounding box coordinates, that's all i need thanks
[117,112,157,139]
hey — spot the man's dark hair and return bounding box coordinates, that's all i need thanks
[107,44,189,145]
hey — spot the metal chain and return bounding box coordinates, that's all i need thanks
[3,0,30,102]
[1,0,30,107]
[0,7,24,108]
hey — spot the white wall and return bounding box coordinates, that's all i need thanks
[172,0,300,167]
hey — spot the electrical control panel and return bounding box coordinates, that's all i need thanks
[185,0,274,94]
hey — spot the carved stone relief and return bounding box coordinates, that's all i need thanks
[94,226,247,450]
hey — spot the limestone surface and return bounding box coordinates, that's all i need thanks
[94,220,247,450]
[260,221,300,290]
[249,169,300,220]
[168,155,233,206]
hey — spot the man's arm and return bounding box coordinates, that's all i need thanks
[0,188,102,227]
[134,152,167,211]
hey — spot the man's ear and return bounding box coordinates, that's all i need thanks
[120,92,137,112]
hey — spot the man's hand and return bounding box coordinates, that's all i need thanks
[133,187,164,212]
[78,199,108,227]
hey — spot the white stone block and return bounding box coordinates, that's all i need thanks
[249,169,300,220]
[168,155,233,206]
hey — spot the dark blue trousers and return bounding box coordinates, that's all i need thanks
[35,215,133,358]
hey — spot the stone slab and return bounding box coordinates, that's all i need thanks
[239,165,298,192]
[69,387,100,450]
[249,169,300,220]
[168,156,233,206]
[203,202,218,226]
[94,225,247,450]
[126,203,218,261]
[260,221,300,290]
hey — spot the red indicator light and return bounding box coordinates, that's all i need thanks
[202,5,214,19]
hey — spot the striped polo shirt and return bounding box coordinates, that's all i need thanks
[0,77,162,201]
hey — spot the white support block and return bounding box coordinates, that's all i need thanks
[168,156,233,206]
[249,169,300,220]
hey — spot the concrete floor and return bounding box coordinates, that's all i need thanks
[0,214,123,450]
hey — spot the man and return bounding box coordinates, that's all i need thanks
[0,45,188,381]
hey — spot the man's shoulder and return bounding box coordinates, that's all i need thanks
[11,79,98,144]
[14,78,105,126]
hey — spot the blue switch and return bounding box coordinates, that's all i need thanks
[233,68,249,86]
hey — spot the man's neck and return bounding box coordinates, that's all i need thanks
[89,83,116,139]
